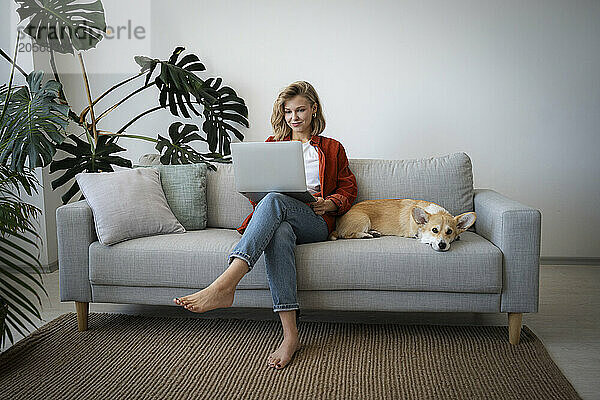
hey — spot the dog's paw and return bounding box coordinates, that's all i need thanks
[353,232,374,239]
[367,230,381,238]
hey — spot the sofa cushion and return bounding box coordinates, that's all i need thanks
[349,152,474,215]
[89,229,265,288]
[206,164,253,229]
[295,232,502,293]
[89,230,501,294]
[135,163,207,230]
[76,168,185,246]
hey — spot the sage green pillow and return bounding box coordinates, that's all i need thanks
[135,163,207,230]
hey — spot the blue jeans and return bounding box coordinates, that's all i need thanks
[228,193,329,314]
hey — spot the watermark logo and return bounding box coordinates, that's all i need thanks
[16,19,147,50]
[104,20,146,40]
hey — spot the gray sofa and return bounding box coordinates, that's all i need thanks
[57,152,541,345]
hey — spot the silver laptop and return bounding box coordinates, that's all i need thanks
[230,141,317,203]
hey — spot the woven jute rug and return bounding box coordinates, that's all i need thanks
[0,312,580,399]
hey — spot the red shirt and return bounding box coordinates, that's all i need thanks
[237,134,358,235]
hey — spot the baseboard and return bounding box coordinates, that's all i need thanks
[46,261,59,273]
[540,257,600,266]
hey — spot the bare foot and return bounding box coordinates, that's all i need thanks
[267,336,300,370]
[173,285,234,313]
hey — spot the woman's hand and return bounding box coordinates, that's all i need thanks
[310,197,338,215]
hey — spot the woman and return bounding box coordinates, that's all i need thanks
[174,81,357,369]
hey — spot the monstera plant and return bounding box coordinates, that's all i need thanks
[44,45,249,204]
[0,0,248,347]
[1,0,248,204]
[14,0,107,54]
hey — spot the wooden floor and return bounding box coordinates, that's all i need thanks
[2,264,599,399]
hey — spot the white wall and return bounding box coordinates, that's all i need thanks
[25,0,600,259]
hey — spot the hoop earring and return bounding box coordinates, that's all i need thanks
[313,113,316,118]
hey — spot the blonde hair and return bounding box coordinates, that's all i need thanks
[271,81,326,141]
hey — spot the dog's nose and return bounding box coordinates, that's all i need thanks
[438,242,447,250]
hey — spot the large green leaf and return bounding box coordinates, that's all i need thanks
[0,71,69,173]
[155,122,230,169]
[202,78,249,156]
[49,133,132,204]
[135,47,216,119]
[15,0,106,54]
[134,48,248,158]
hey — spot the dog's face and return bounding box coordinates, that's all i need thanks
[412,207,477,252]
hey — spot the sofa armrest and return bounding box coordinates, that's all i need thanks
[56,200,97,302]
[474,189,541,313]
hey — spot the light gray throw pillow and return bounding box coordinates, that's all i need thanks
[76,168,186,246]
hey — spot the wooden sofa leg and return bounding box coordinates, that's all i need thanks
[508,312,522,345]
[75,302,89,331]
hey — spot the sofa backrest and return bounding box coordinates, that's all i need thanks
[206,164,253,229]
[349,152,474,216]
[206,152,474,229]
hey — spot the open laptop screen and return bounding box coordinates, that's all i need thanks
[230,141,317,203]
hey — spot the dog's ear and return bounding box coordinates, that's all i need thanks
[455,212,476,232]
[412,207,430,225]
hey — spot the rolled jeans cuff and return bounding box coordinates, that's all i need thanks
[273,303,300,312]
[228,251,253,270]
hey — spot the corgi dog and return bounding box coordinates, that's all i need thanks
[329,199,477,252]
